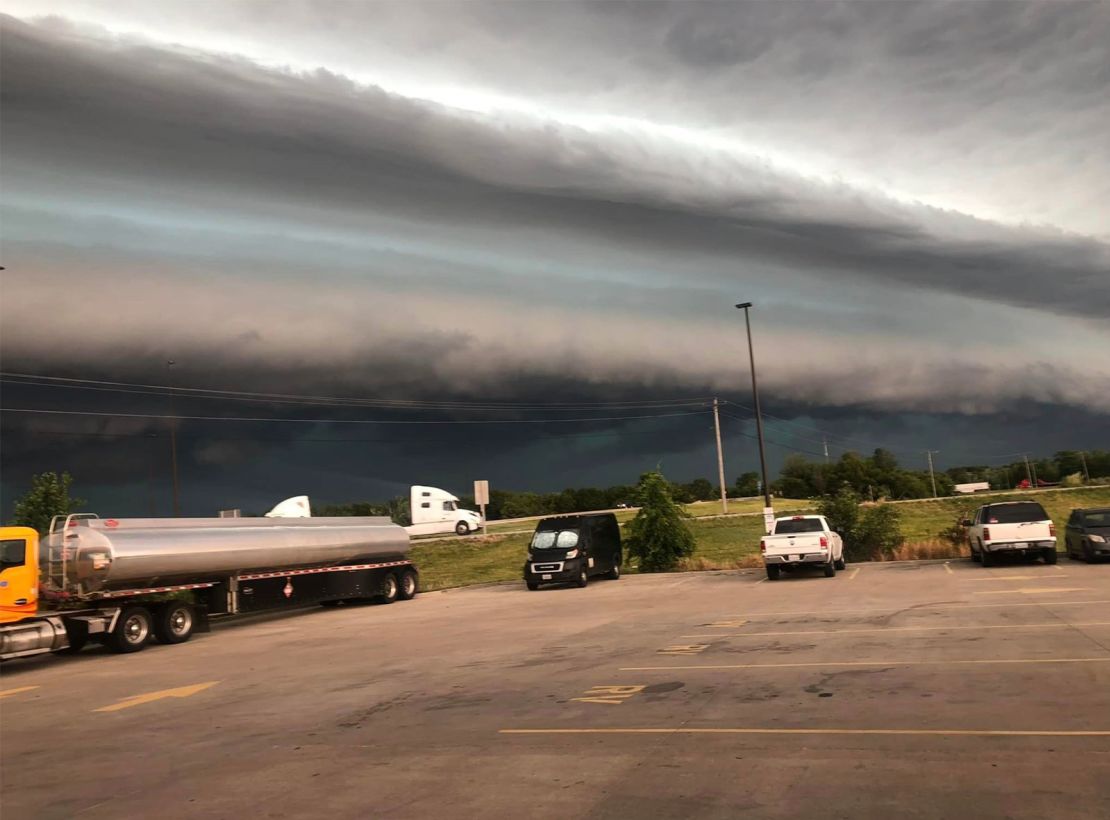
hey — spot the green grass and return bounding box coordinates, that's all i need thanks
[410,486,1110,592]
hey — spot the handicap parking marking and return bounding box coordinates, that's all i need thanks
[657,644,709,656]
[571,685,647,705]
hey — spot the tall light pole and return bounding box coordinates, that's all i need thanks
[167,359,181,516]
[925,450,939,498]
[736,303,772,526]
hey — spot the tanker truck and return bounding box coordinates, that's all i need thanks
[0,511,418,661]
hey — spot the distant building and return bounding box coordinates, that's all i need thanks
[954,482,991,494]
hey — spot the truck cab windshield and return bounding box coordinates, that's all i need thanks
[775,519,823,534]
[531,530,579,550]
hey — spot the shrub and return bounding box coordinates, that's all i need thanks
[818,484,904,561]
[625,470,696,572]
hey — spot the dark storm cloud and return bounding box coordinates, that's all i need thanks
[3,15,1108,319]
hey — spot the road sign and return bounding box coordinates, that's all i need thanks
[763,506,775,534]
[474,480,490,534]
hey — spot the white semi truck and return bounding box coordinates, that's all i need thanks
[405,485,482,536]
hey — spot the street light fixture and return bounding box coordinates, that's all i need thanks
[735,303,772,526]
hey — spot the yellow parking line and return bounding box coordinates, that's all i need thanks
[717,599,1110,619]
[0,685,40,699]
[848,568,860,580]
[501,728,1110,737]
[944,563,954,574]
[974,587,1092,596]
[679,621,1110,639]
[966,575,1069,582]
[93,681,219,713]
[620,657,1110,672]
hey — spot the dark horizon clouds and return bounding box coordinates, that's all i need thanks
[1,3,1108,513]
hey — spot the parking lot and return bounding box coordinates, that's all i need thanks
[3,558,1110,819]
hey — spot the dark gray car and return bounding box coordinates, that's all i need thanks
[1064,507,1110,562]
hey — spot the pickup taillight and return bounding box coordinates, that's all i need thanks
[983,527,991,541]
[760,540,766,554]
[1049,523,1056,537]
[820,536,828,548]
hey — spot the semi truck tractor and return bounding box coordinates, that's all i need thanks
[0,511,418,661]
[405,485,482,536]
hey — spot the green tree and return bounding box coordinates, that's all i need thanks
[625,470,696,572]
[734,472,760,497]
[817,485,861,546]
[11,472,85,536]
[854,505,904,559]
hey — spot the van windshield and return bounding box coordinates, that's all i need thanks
[531,530,579,550]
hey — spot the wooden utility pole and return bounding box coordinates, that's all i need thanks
[925,450,939,498]
[713,398,728,514]
[1080,451,1090,482]
[1023,454,1034,488]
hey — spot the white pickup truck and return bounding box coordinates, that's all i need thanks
[760,515,845,580]
[964,501,1057,566]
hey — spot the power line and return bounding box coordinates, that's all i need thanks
[0,373,712,411]
[0,407,710,426]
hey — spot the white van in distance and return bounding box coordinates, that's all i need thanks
[405,485,482,536]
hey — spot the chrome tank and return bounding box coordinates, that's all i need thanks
[45,517,409,593]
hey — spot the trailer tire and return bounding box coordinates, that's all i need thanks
[154,601,196,645]
[108,606,153,653]
[455,521,470,536]
[379,573,400,604]
[398,570,418,600]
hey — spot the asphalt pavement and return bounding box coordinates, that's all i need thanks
[3,556,1110,819]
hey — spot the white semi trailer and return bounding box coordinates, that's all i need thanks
[0,511,418,661]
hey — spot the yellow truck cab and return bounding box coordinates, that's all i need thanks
[0,526,40,625]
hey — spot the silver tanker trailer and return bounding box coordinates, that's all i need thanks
[0,508,417,660]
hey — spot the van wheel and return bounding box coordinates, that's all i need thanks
[379,573,399,604]
[455,521,470,536]
[154,601,195,644]
[766,565,780,581]
[824,561,836,578]
[606,561,621,580]
[1043,549,1058,565]
[834,557,846,570]
[576,569,589,588]
[107,606,153,653]
[526,581,540,591]
[398,570,418,600]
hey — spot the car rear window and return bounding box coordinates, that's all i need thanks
[775,519,824,534]
[986,503,1049,524]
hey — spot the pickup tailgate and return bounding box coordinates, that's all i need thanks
[985,521,1054,545]
[763,533,825,557]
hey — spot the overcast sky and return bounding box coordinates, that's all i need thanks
[2,2,1108,515]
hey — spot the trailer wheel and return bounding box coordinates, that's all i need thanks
[455,521,470,536]
[154,601,196,645]
[379,573,400,604]
[107,606,153,653]
[398,570,418,600]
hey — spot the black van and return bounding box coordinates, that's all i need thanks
[523,513,622,590]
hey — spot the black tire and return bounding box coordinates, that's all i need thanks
[107,606,153,653]
[766,565,781,581]
[576,568,589,588]
[398,570,418,600]
[526,580,540,591]
[970,541,981,563]
[1043,548,1058,565]
[1084,543,1094,563]
[379,573,400,604]
[824,561,836,578]
[981,549,993,567]
[834,556,846,571]
[154,601,196,645]
[455,521,469,536]
[320,599,342,607]
[606,560,621,580]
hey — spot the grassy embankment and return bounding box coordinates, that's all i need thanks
[410,486,1110,592]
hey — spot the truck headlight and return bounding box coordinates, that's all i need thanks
[1091,534,1107,543]
[565,549,579,559]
